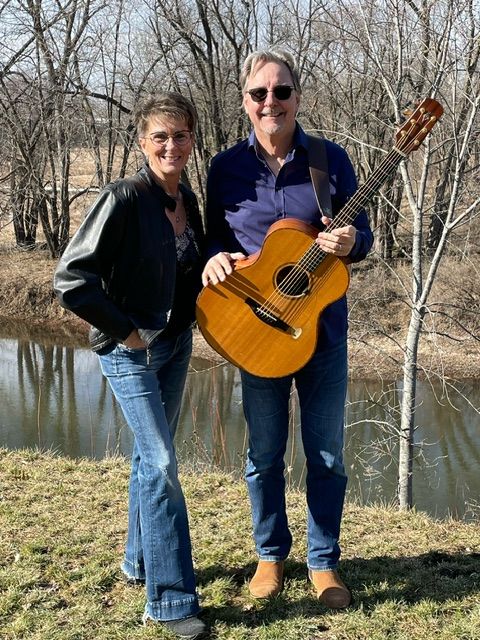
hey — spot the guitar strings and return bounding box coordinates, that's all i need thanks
[201,108,439,351]
[261,148,405,315]
[257,123,429,319]
[280,258,341,326]
[215,113,432,325]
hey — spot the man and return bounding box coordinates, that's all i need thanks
[202,48,373,608]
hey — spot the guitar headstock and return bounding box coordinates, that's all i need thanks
[395,98,443,155]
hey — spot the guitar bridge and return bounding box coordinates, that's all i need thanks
[245,297,301,337]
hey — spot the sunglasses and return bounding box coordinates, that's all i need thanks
[246,86,295,103]
[142,130,192,147]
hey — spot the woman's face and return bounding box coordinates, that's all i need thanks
[139,115,193,183]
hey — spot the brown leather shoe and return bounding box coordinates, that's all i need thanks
[249,560,284,598]
[308,569,351,609]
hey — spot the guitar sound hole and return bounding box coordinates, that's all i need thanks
[275,265,310,297]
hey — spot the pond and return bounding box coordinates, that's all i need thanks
[0,336,478,521]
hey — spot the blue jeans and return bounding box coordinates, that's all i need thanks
[98,329,199,621]
[241,340,348,571]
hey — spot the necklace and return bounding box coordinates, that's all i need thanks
[165,208,181,223]
[165,196,185,226]
[164,189,182,215]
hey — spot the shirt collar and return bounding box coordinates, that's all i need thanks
[295,124,309,151]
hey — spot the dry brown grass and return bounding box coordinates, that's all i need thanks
[0,150,478,379]
[0,240,477,380]
[348,254,480,379]
[2,449,479,640]
[0,246,89,346]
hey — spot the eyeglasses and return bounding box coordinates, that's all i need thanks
[246,86,295,103]
[142,130,192,147]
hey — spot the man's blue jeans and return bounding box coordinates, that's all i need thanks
[98,329,199,621]
[240,340,348,571]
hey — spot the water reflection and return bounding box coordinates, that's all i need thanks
[0,338,478,520]
[1,339,129,456]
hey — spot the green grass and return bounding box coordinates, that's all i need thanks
[1,448,479,639]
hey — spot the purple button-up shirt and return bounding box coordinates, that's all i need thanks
[205,123,374,350]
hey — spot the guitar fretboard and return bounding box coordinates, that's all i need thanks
[299,147,406,273]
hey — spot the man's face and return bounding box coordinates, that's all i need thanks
[243,61,300,139]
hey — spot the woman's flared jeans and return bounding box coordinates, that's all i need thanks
[240,340,348,570]
[98,329,199,621]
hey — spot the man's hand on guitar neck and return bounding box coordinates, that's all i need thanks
[202,251,246,286]
[315,216,357,260]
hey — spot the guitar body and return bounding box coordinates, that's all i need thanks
[196,219,350,377]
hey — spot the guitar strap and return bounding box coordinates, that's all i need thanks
[307,134,333,220]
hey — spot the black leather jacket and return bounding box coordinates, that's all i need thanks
[54,164,205,351]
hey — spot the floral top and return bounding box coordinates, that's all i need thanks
[160,222,203,339]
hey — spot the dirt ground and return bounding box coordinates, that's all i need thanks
[0,245,478,381]
[1,148,477,380]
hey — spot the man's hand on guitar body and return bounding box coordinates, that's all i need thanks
[202,252,246,286]
[316,216,356,259]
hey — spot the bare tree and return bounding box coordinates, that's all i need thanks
[312,0,479,509]
[0,0,107,255]
[0,0,147,255]
[0,0,478,513]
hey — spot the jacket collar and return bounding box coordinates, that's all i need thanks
[139,163,180,211]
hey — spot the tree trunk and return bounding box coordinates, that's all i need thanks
[398,308,423,510]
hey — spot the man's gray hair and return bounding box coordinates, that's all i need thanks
[240,49,302,94]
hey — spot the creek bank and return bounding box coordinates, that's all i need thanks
[2,311,478,381]
[0,248,478,380]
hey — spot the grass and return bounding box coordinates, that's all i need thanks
[1,449,479,639]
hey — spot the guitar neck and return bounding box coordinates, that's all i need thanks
[299,147,404,273]
[330,147,405,230]
[299,98,443,274]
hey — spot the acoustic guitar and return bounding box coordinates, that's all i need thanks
[196,98,443,377]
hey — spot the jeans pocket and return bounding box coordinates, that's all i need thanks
[117,343,147,354]
[95,341,117,356]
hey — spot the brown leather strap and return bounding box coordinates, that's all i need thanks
[307,134,332,219]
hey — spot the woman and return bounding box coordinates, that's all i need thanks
[54,92,206,640]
